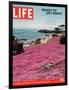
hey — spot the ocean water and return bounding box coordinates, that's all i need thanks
[13,29,50,41]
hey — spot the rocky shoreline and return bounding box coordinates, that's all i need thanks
[23,35,52,48]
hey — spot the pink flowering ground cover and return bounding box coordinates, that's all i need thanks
[13,36,65,83]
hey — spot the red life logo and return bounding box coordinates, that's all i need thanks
[13,7,34,19]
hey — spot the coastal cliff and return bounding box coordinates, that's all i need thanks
[38,29,62,33]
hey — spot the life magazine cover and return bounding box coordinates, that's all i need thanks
[9,1,67,88]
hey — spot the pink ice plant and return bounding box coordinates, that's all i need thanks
[13,36,65,82]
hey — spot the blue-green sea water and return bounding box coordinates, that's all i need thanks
[13,29,50,41]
